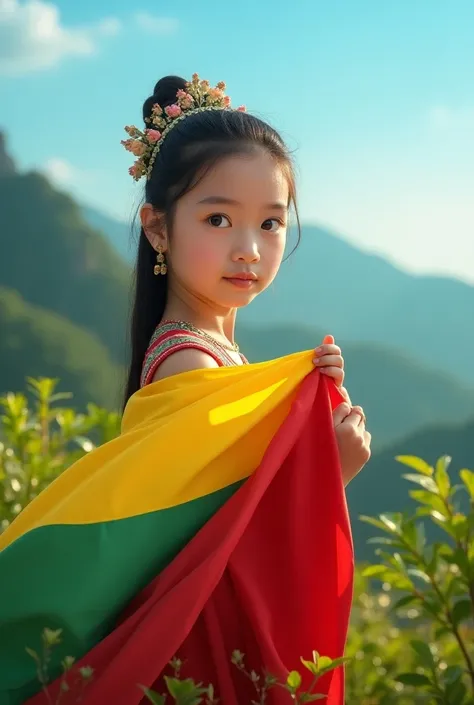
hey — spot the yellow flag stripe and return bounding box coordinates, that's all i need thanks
[0,352,314,552]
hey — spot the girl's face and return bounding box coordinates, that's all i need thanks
[164,150,289,312]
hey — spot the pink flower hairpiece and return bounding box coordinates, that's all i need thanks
[121,73,246,182]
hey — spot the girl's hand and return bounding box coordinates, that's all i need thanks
[313,334,345,389]
[333,402,371,486]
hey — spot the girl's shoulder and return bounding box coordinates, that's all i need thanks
[140,320,239,388]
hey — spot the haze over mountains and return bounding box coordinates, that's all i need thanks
[1,132,472,558]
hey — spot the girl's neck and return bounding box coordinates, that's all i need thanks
[162,297,237,346]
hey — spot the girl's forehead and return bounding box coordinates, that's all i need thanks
[191,152,289,204]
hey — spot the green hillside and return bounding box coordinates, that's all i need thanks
[348,417,474,560]
[0,172,131,362]
[0,133,472,452]
[0,287,123,410]
[238,324,474,448]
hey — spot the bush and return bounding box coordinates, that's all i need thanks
[1,380,473,704]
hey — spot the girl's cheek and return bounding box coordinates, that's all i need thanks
[263,239,285,279]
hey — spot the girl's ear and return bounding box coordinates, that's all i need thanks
[140,203,168,252]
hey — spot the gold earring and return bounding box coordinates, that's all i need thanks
[153,246,167,276]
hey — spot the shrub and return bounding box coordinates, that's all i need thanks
[1,380,473,704]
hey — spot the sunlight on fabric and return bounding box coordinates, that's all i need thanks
[208,378,289,425]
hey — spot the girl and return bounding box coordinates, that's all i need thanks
[126,73,370,486]
[0,75,370,705]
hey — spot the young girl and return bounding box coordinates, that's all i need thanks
[125,73,370,486]
[0,75,370,705]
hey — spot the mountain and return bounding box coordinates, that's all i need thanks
[0,172,131,363]
[81,205,136,264]
[0,129,472,447]
[0,287,123,410]
[241,226,474,384]
[85,203,474,385]
[238,324,474,449]
[348,416,474,560]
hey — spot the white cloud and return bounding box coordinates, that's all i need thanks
[43,158,78,186]
[0,0,121,75]
[43,157,104,190]
[427,105,474,131]
[134,11,179,35]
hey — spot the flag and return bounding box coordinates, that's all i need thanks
[0,352,353,705]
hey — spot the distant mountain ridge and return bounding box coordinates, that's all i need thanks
[0,127,472,441]
[239,324,474,449]
[82,204,474,385]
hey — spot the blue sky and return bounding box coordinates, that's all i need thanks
[1,0,473,282]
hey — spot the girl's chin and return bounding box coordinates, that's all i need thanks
[217,292,259,309]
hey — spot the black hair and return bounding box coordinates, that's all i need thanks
[123,75,300,407]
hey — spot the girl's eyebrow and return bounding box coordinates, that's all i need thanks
[197,196,287,211]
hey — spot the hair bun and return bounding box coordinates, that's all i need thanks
[142,75,187,123]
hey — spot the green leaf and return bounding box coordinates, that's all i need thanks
[396,456,433,475]
[460,468,474,499]
[317,656,333,671]
[445,679,467,703]
[392,552,408,574]
[300,658,319,676]
[426,543,441,575]
[361,564,388,578]
[25,647,40,663]
[366,536,403,547]
[410,640,435,669]
[402,473,439,493]
[299,695,327,702]
[396,672,432,687]
[434,626,451,640]
[407,568,431,584]
[379,513,402,533]
[409,490,448,516]
[415,522,427,553]
[452,599,472,628]
[140,687,167,705]
[445,547,471,577]
[391,595,420,612]
[359,515,398,534]
[42,628,62,647]
[164,676,208,704]
[287,670,302,690]
[420,596,444,619]
[61,655,75,671]
[442,665,464,684]
[435,456,451,498]
[78,666,94,680]
[231,649,244,666]
[319,656,350,675]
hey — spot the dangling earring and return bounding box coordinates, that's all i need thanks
[153,245,167,275]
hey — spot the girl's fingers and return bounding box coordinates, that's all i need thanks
[314,344,341,357]
[313,354,344,368]
[333,402,351,425]
[320,366,344,384]
[351,405,366,425]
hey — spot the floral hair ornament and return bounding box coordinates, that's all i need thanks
[122,74,246,181]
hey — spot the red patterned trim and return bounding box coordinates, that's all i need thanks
[140,323,239,388]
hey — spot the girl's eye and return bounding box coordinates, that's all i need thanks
[207,214,231,228]
[261,218,282,232]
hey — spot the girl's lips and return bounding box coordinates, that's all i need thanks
[224,277,257,289]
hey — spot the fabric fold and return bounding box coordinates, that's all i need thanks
[0,352,353,705]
